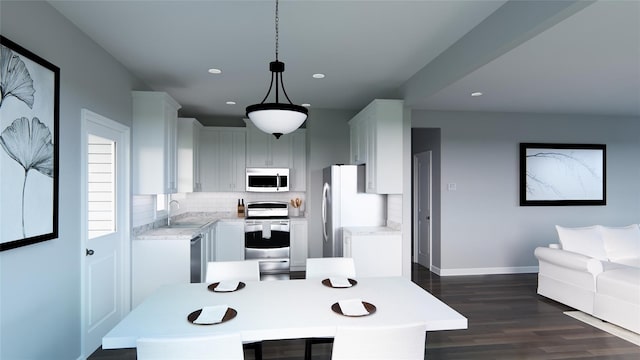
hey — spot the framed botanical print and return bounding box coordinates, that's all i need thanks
[0,36,60,251]
[520,143,606,206]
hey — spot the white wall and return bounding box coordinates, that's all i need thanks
[0,2,143,359]
[413,110,640,275]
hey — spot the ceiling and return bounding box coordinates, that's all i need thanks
[49,0,640,125]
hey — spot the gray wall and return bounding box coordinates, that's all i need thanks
[306,109,355,258]
[0,2,143,358]
[413,110,640,274]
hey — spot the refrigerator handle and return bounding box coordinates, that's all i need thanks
[322,182,329,242]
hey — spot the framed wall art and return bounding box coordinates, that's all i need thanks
[0,36,60,251]
[519,143,606,206]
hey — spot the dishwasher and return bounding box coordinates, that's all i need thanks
[190,235,202,283]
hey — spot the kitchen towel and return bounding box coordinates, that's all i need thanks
[338,299,369,316]
[194,305,229,324]
[262,222,272,239]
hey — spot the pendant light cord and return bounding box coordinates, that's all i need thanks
[275,0,279,61]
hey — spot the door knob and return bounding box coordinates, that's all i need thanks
[86,248,95,256]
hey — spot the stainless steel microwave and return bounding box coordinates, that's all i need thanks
[246,168,289,192]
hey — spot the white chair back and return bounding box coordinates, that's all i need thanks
[136,333,244,360]
[305,257,356,279]
[205,260,260,283]
[331,323,426,360]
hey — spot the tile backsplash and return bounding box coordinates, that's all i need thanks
[132,192,306,228]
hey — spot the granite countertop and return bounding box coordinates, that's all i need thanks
[342,226,402,236]
[134,212,244,240]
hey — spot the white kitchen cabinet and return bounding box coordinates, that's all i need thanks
[343,227,402,277]
[349,114,367,165]
[132,238,190,307]
[215,220,245,261]
[177,117,203,193]
[132,91,182,194]
[199,128,220,191]
[290,218,308,271]
[246,123,292,168]
[218,128,246,191]
[348,99,403,194]
[199,127,246,192]
[290,130,306,191]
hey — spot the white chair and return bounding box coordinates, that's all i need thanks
[305,257,356,279]
[304,257,356,360]
[136,333,244,360]
[204,260,262,360]
[331,323,427,360]
[205,260,260,283]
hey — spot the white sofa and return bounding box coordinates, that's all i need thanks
[534,224,640,334]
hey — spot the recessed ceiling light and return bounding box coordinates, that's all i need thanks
[208,68,222,74]
[471,92,483,97]
[312,73,325,79]
[301,103,311,107]
[226,101,236,105]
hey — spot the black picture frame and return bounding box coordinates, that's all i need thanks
[0,36,60,251]
[520,143,606,206]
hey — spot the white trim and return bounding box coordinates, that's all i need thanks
[431,265,539,276]
[80,109,131,359]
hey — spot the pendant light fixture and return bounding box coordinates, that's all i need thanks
[246,0,308,139]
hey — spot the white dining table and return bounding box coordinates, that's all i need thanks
[103,277,467,349]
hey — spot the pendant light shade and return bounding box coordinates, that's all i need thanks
[246,0,308,139]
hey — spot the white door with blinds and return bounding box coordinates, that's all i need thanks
[81,109,130,357]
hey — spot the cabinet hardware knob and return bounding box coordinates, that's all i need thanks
[86,248,95,256]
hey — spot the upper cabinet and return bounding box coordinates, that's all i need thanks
[177,118,203,193]
[246,123,291,168]
[132,91,182,194]
[199,127,246,192]
[349,99,403,194]
[290,129,307,192]
[246,123,307,191]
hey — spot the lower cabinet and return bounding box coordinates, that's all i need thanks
[343,228,402,277]
[290,219,308,271]
[132,238,191,308]
[215,221,245,261]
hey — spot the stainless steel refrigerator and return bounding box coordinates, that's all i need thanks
[321,165,386,257]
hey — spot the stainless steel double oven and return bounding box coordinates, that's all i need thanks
[244,201,290,280]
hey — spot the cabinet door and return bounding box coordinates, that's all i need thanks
[290,219,308,270]
[165,101,178,193]
[177,118,202,193]
[269,135,292,168]
[215,221,244,261]
[222,130,246,191]
[246,126,271,167]
[132,91,181,194]
[132,239,189,307]
[199,129,220,192]
[290,130,306,191]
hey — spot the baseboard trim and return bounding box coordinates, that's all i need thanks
[430,265,539,276]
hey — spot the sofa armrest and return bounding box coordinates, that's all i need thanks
[534,247,603,276]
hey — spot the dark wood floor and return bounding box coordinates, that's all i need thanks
[89,264,640,359]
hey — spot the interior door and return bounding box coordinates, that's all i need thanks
[414,151,431,269]
[81,110,130,356]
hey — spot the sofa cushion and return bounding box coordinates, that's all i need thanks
[556,225,607,260]
[600,224,640,263]
[596,267,640,304]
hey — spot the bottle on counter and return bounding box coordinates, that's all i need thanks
[237,199,245,217]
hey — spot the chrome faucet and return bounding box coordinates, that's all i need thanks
[168,199,180,226]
